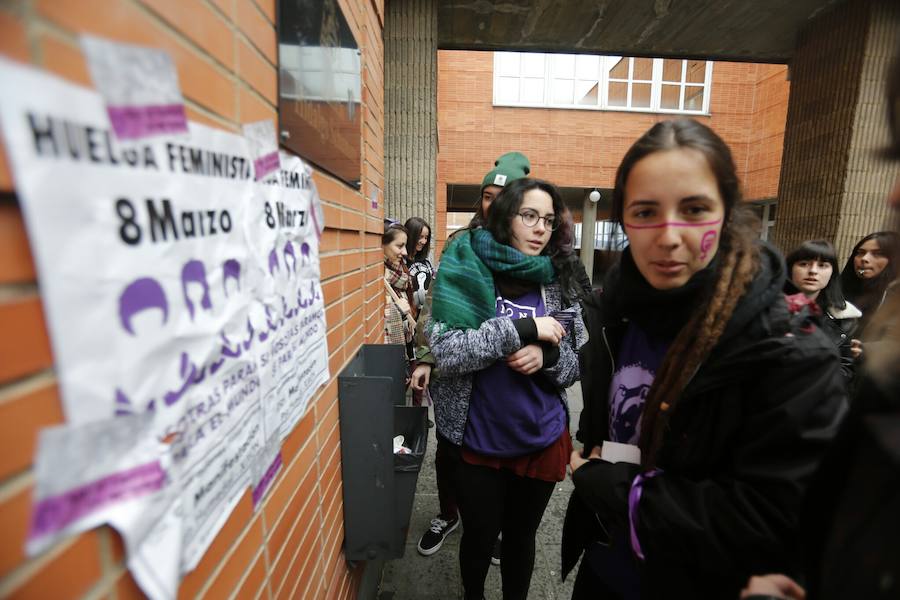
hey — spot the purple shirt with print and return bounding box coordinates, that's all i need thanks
[464,289,566,457]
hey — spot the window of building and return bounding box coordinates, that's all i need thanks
[749,200,777,241]
[493,52,713,115]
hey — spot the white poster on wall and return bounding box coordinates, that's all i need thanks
[0,57,330,599]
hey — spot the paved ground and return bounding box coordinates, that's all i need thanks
[378,384,584,600]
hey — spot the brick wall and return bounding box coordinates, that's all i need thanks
[0,0,384,598]
[435,51,790,254]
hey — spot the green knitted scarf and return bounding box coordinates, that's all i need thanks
[431,229,555,330]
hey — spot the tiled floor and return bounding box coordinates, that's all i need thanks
[378,384,584,600]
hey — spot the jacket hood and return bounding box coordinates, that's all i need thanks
[717,240,786,345]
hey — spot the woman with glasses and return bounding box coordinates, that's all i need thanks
[426,177,588,599]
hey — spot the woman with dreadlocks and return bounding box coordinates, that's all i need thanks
[561,118,847,599]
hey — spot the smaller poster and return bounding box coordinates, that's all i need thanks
[243,119,281,181]
[81,35,188,140]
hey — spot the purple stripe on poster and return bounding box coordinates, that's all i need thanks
[107,103,188,140]
[252,453,283,508]
[29,461,165,540]
[253,152,280,180]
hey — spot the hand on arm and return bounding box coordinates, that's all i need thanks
[506,344,544,375]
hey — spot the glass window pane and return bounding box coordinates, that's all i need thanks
[684,85,704,110]
[521,77,545,103]
[608,81,627,107]
[662,59,683,82]
[552,78,574,104]
[686,60,706,83]
[661,84,681,109]
[575,80,598,105]
[608,57,628,79]
[553,54,575,79]
[496,52,521,77]
[768,204,777,220]
[632,58,653,80]
[632,82,651,107]
[521,53,545,77]
[575,55,599,80]
[495,77,520,104]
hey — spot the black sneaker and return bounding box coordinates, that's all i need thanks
[416,515,460,556]
[490,535,501,566]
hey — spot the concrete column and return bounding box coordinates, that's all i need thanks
[771,0,900,261]
[384,0,438,227]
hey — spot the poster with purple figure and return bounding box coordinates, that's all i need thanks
[0,57,329,600]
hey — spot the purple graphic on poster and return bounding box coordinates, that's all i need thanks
[119,277,168,335]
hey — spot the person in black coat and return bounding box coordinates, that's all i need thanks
[739,45,900,600]
[562,118,847,600]
[783,239,861,381]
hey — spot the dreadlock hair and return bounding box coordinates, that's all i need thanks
[784,239,846,312]
[612,119,760,469]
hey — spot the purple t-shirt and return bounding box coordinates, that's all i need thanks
[463,289,566,457]
[608,323,670,444]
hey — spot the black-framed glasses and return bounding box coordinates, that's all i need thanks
[517,210,558,231]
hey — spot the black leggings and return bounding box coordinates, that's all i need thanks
[435,433,461,519]
[456,460,555,600]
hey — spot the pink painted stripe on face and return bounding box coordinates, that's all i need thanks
[624,218,723,230]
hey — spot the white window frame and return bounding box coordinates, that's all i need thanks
[493,52,713,115]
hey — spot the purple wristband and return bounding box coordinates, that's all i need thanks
[628,468,662,561]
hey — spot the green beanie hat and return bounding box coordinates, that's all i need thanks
[481,151,531,190]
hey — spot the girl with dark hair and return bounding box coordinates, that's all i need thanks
[784,240,861,380]
[562,118,846,599]
[383,223,417,378]
[426,177,588,599]
[839,230,900,335]
[403,216,435,311]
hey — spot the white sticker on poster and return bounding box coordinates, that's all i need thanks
[242,119,281,181]
[81,35,188,140]
[0,57,329,599]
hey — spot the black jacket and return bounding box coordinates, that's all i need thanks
[563,244,848,598]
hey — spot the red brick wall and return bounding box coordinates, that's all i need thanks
[0,0,384,598]
[435,51,789,253]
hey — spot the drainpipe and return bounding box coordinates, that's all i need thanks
[580,189,601,284]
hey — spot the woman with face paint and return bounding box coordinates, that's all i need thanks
[561,119,846,600]
[784,240,861,381]
[426,178,588,599]
[839,230,899,336]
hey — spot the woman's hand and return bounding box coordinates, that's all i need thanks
[506,344,544,374]
[410,364,432,391]
[850,338,863,359]
[534,316,566,345]
[395,296,411,315]
[740,574,806,600]
[569,446,602,472]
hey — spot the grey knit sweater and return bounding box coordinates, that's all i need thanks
[425,281,588,446]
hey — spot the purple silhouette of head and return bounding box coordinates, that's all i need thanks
[284,241,296,273]
[223,259,241,296]
[181,260,212,320]
[300,242,310,264]
[119,277,168,335]
[268,248,279,276]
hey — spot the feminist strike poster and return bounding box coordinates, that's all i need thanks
[0,58,329,599]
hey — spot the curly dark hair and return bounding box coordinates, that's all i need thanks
[485,178,585,304]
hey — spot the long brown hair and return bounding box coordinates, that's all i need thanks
[612,119,760,468]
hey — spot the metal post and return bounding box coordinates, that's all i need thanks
[580,190,599,284]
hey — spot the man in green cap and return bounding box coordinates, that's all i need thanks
[414,151,531,562]
[472,151,532,227]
